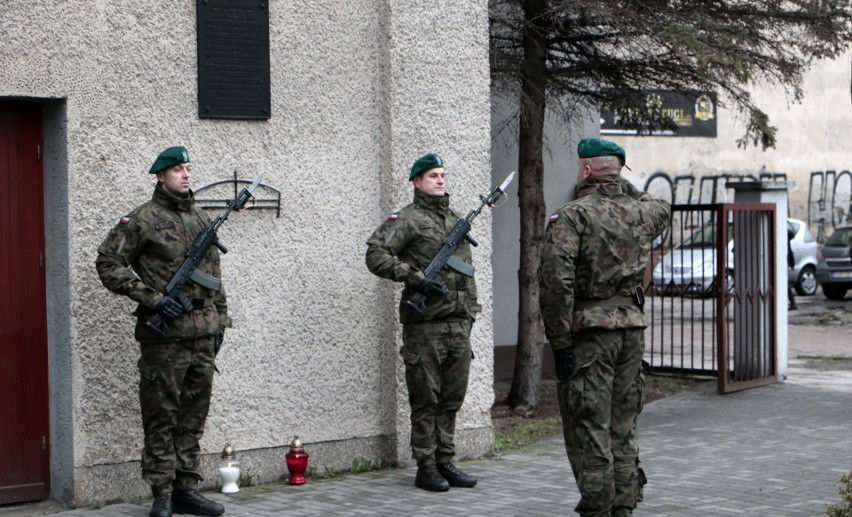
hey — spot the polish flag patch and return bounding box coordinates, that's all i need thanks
[548,213,559,223]
[119,216,132,224]
[388,213,399,221]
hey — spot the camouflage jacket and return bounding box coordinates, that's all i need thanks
[96,183,232,343]
[366,189,481,324]
[539,175,670,350]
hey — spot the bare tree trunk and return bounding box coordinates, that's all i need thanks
[506,0,549,412]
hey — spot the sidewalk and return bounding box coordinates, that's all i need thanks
[5,360,849,517]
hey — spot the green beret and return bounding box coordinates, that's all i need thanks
[409,152,444,181]
[148,146,190,174]
[577,138,626,166]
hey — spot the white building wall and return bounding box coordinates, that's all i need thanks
[1,0,492,505]
[613,49,852,224]
[490,93,598,348]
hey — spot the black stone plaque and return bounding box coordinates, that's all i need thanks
[197,0,270,119]
[601,90,717,138]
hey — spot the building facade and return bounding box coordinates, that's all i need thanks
[611,50,852,230]
[0,0,494,506]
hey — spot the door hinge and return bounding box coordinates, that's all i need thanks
[37,144,41,161]
[43,436,46,452]
[40,252,44,270]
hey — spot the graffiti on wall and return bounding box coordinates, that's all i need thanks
[643,170,852,243]
[808,170,852,243]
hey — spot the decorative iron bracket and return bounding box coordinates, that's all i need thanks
[195,171,281,218]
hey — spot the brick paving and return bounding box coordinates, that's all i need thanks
[5,362,850,517]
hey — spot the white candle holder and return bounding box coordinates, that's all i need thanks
[218,444,240,494]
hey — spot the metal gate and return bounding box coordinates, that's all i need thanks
[645,203,779,394]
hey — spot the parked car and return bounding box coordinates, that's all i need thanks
[652,218,816,297]
[816,225,852,300]
[652,222,734,297]
[787,218,819,296]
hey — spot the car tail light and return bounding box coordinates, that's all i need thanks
[817,248,824,261]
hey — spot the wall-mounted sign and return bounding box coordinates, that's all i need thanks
[601,90,717,137]
[197,0,271,120]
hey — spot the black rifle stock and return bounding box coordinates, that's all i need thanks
[145,172,263,338]
[405,171,516,316]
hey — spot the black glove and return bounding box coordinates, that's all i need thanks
[418,275,448,296]
[155,296,184,320]
[213,331,224,356]
[553,347,575,381]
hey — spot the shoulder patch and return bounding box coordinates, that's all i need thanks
[388,212,399,221]
[119,216,131,224]
[548,213,559,223]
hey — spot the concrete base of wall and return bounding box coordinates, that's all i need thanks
[72,435,394,506]
[455,425,494,461]
[72,428,494,506]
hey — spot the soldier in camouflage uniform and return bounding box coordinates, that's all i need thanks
[366,152,481,492]
[96,146,231,517]
[539,138,670,517]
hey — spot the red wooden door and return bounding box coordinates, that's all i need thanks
[0,102,50,504]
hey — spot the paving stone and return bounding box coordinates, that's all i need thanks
[2,366,849,517]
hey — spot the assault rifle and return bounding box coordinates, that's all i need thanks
[145,172,264,338]
[406,171,516,316]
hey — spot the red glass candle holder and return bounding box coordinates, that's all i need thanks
[285,436,309,485]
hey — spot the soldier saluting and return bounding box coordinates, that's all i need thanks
[96,146,231,517]
[366,152,480,492]
[539,138,670,517]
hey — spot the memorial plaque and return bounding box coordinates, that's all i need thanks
[197,0,270,119]
[601,90,717,138]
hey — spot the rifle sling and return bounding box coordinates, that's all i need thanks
[191,298,214,309]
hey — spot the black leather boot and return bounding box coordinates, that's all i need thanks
[171,489,224,516]
[149,492,172,517]
[437,463,477,487]
[414,465,450,492]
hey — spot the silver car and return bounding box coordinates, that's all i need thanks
[787,218,819,296]
[815,225,852,300]
[652,218,817,297]
[652,222,734,297]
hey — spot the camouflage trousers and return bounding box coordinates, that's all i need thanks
[401,319,472,467]
[557,328,647,517]
[138,336,216,494]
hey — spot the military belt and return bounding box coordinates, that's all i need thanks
[192,298,214,309]
[573,295,638,310]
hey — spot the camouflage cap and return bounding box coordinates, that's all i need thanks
[148,146,190,174]
[577,138,626,167]
[409,152,444,181]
